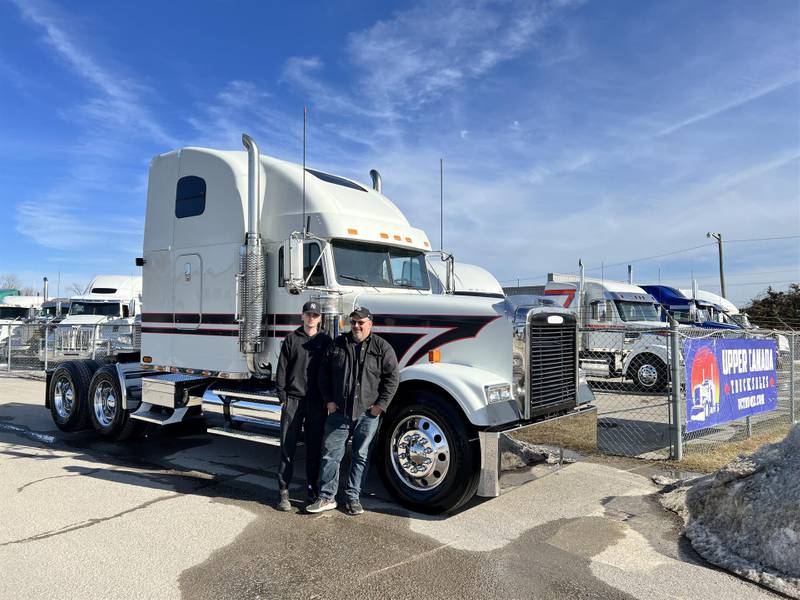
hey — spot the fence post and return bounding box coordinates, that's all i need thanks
[791,333,796,424]
[670,319,683,460]
[44,324,49,371]
[7,325,11,373]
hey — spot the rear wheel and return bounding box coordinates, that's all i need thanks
[49,361,97,431]
[87,365,146,441]
[378,390,479,514]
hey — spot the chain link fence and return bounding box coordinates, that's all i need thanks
[679,327,796,457]
[582,323,797,460]
[0,322,139,373]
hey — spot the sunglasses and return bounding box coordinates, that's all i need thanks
[350,319,370,327]
[303,312,321,317]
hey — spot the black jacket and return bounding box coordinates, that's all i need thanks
[318,332,399,418]
[275,327,332,403]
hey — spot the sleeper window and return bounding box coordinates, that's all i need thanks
[175,176,206,218]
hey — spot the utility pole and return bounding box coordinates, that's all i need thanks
[706,232,726,298]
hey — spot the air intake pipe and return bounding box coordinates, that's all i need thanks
[239,134,266,367]
[369,169,382,193]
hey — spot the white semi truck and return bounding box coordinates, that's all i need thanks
[46,275,142,362]
[44,135,595,513]
[0,295,43,359]
[544,273,671,391]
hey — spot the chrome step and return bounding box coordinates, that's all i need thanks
[207,426,281,446]
[211,388,280,403]
[130,402,188,425]
[202,388,281,424]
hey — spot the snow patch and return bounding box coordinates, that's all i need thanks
[659,425,800,598]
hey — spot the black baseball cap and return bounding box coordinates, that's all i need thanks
[349,307,373,320]
[302,301,321,314]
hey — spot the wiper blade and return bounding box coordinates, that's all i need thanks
[340,274,369,284]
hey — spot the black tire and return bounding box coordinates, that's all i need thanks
[377,389,480,514]
[48,360,97,432]
[87,365,146,441]
[629,354,669,392]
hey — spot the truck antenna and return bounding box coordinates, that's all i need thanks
[302,106,307,236]
[439,157,443,250]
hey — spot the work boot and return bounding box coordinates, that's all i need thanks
[276,489,291,512]
[306,497,337,514]
[346,499,364,516]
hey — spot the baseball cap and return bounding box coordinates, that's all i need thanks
[349,306,373,320]
[302,301,321,314]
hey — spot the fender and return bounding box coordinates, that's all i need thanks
[399,363,521,427]
[622,335,670,375]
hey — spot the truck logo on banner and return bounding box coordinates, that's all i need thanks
[683,338,778,432]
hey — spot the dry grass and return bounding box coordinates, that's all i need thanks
[665,425,792,473]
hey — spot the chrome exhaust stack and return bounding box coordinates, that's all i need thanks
[239,134,266,373]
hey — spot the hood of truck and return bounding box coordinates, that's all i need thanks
[59,315,118,326]
[349,291,512,381]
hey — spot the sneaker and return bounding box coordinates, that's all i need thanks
[346,499,364,515]
[276,489,291,512]
[306,497,337,514]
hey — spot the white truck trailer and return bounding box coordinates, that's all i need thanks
[544,273,671,391]
[44,135,595,513]
[46,275,142,362]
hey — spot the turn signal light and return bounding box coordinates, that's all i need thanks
[428,349,441,363]
[348,228,358,235]
[142,355,152,363]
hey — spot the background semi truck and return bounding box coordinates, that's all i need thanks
[44,134,595,513]
[544,273,671,391]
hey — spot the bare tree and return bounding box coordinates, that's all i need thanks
[69,282,87,296]
[19,286,37,296]
[0,274,22,289]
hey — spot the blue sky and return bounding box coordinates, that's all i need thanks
[1,0,798,306]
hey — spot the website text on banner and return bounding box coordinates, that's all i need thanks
[683,338,778,432]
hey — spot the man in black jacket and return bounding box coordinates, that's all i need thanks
[307,306,399,515]
[275,301,332,511]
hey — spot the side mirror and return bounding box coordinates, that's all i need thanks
[129,300,136,316]
[283,234,305,291]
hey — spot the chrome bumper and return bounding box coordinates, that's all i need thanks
[477,404,598,497]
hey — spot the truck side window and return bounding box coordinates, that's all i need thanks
[122,305,130,318]
[304,242,325,286]
[175,176,206,218]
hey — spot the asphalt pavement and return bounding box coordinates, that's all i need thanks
[0,374,780,600]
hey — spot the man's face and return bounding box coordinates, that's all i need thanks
[350,317,372,342]
[302,311,321,329]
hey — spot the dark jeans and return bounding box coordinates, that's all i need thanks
[277,396,326,496]
[318,410,381,502]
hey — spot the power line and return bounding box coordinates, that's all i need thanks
[727,234,800,243]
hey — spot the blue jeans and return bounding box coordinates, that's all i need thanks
[318,410,381,502]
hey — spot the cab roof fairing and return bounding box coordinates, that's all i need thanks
[152,147,431,252]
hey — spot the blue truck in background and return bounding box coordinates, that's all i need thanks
[640,285,740,330]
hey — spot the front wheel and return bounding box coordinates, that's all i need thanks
[378,390,479,514]
[630,355,669,392]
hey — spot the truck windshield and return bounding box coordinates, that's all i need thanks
[0,307,28,320]
[332,240,430,290]
[70,302,121,317]
[614,301,660,322]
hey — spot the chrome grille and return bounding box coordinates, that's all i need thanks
[528,319,577,417]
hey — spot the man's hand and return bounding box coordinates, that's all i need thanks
[326,402,338,415]
[369,404,383,417]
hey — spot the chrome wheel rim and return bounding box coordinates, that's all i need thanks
[390,414,450,491]
[53,375,75,419]
[93,381,117,427]
[637,364,659,388]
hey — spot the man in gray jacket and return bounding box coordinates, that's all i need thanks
[307,306,399,515]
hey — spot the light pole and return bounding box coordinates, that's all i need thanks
[706,232,726,298]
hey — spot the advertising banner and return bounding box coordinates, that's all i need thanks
[684,338,778,432]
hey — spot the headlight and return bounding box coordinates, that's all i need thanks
[485,383,513,404]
